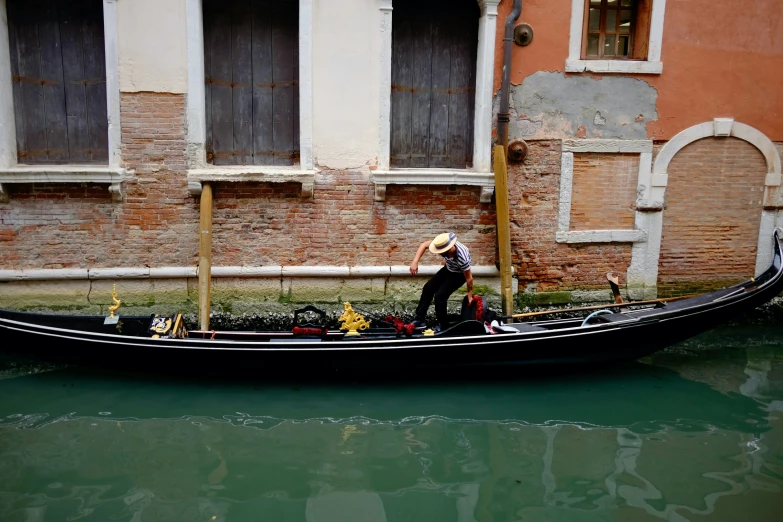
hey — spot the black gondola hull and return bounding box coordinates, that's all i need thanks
[2,230,783,375]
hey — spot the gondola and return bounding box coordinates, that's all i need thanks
[2,229,783,375]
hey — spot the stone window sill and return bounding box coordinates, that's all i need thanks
[371,169,495,203]
[187,166,316,198]
[556,230,647,244]
[565,60,663,74]
[0,165,134,202]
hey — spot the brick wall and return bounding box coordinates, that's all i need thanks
[0,184,113,268]
[118,92,200,267]
[1,93,778,303]
[0,92,199,270]
[570,153,638,231]
[506,142,633,293]
[210,179,497,267]
[657,137,767,295]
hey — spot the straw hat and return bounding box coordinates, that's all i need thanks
[429,232,458,254]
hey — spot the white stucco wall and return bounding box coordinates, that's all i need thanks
[117,0,188,93]
[312,0,381,170]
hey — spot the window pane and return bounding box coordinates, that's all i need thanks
[587,34,599,56]
[620,0,632,6]
[603,34,616,56]
[618,34,629,57]
[588,8,600,31]
[608,0,618,5]
[590,0,601,5]
[619,10,631,33]
[606,10,617,32]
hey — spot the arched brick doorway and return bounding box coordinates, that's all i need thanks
[657,137,767,296]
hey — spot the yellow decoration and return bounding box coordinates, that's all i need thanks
[423,328,435,336]
[338,302,371,337]
[108,284,121,318]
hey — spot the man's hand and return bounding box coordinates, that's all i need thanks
[410,262,419,276]
[467,291,474,305]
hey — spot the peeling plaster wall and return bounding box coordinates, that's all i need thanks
[117,0,188,93]
[505,72,658,141]
[311,0,381,170]
[494,0,783,141]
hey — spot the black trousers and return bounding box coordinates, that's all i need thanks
[415,266,466,328]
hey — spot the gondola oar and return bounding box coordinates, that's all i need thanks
[500,294,697,321]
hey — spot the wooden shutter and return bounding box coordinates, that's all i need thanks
[7,0,108,165]
[204,0,299,166]
[390,0,478,169]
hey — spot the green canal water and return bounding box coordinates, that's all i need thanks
[1,325,783,521]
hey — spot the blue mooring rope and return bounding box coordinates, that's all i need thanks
[580,309,613,327]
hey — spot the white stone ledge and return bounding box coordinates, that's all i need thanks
[556,230,647,244]
[0,265,507,281]
[371,169,495,203]
[150,267,198,278]
[282,266,351,277]
[187,166,316,198]
[0,269,89,281]
[565,59,663,74]
[0,166,134,202]
[562,139,653,154]
[89,268,151,279]
[212,266,283,277]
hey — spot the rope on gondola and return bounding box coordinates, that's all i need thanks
[580,309,613,327]
[350,306,416,336]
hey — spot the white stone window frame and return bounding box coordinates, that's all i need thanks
[565,0,666,74]
[184,0,315,199]
[557,139,652,244]
[626,118,783,299]
[0,0,131,203]
[372,0,500,204]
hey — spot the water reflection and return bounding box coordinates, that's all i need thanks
[0,326,782,521]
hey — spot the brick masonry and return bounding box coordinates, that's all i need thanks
[0,92,200,271]
[0,93,780,306]
[210,179,497,268]
[657,137,768,295]
[505,142,633,293]
[571,153,639,231]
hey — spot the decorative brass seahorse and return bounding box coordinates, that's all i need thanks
[338,302,370,337]
[108,284,121,318]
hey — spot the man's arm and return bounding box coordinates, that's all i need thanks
[410,240,431,275]
[464,268,474,304]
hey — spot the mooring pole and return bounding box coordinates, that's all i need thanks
[494,145,514,319]
[198,182,213,331]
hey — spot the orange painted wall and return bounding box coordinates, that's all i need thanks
[495,0,783,140]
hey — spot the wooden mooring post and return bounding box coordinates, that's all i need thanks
[494,145,514,319]
[198,182,213,331]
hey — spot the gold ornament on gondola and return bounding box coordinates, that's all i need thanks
[338,302,370,337]
[108,284,121,318]
[104,284,122,324]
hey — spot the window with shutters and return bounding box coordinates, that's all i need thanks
[7,0,108,165]
[203,0,299,166]
[389,0,479,169]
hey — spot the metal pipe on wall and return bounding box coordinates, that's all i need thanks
[497,0,522,156]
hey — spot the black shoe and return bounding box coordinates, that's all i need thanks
[412,320,427,328]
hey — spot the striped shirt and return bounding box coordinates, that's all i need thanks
[444,241,471,273]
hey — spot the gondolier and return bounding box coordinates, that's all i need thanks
[409,232,474,331]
